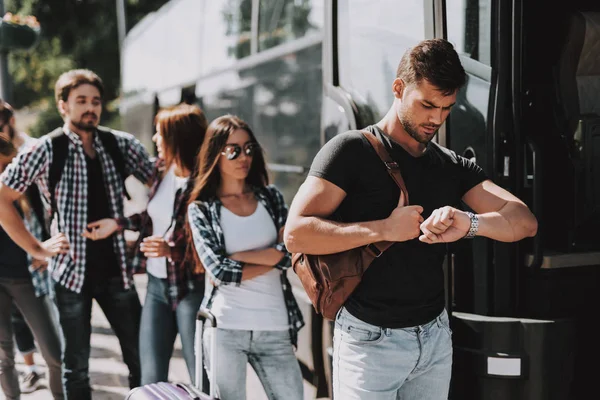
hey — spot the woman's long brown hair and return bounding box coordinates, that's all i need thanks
[154,103,208,174]
[185,115,269,272]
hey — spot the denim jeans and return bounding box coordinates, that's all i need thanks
[54,276,142,400]
[333,307,453,400]
[203,328,303,400]
[139,274,204,385]
[0,278,64,400]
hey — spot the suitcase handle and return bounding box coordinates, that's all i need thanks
[195,308,218,399]
[197,309,217,328]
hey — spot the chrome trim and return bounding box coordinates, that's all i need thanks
[524,252,600,269]
[267,163,306,174]
[460,55,493,82]
[251,0,259,55]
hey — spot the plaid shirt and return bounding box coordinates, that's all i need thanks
[187,184,304,346]
[118,160,203,309]
[0,126,153,293]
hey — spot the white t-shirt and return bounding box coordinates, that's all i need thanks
[211,201,288,331]
[17,132,37,153]
[146,165,187,278]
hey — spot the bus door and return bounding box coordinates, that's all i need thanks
[445,0,600,399]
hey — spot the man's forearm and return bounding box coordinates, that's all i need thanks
[284,216,386,255]
[477,202,538,242]
[0,201,43,255]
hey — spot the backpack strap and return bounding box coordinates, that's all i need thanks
[25,184,50,240]
[48,126,132,217]
[47,127,69,216]
[96,126,131,200]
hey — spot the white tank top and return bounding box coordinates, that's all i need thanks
[211,201,288,331]
[146,166,187,278]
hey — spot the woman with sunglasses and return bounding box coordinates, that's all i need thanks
[87,103,207,386]
[187,115,304,400]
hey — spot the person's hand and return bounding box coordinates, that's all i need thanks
[382,205,424,242]
[419,206,471,244]
[82,218,118,241]
[140,236,171,258]
[31,258,48,272]
[33,233,69,260]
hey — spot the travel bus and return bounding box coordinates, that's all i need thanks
[120,0,600,398]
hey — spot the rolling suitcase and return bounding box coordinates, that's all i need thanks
[125,308,219,399]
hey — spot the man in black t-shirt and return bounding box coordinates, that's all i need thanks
[284,39,538,400]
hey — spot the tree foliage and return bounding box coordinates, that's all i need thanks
[5,0,169,134]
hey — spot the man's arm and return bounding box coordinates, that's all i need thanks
[117,131,154,185]
[284,176,424,255]
[419,180,538,244]
[463,180,538,241]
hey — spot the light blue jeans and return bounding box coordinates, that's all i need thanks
[333,307,453,400]
[203,328,303,400]
[139,274,204,385]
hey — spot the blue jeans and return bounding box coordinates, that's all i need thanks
[203,328,303,400]
[54,276,142,400]
[333,307,453,400]
[139,274,204,385]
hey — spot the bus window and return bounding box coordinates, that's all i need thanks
[258,0,324,51]
[202,0,252,76]
[446,0,492,66]
[337,0,427,125]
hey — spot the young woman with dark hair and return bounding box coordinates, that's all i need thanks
[187,115,304,400]
[0,139,66,400]
[88,103,207,385]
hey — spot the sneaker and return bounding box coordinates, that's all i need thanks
[20,371,42,393]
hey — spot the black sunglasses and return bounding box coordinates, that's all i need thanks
[221,142,259,160]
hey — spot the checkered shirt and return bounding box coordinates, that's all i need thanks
[187,184,304,346]
[118,159,204,309]
[0,126,153,293]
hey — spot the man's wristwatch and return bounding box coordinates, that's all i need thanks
[464,212,479,239]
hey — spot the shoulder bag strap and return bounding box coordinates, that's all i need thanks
[361,130,409,207]
[360,130,411,257]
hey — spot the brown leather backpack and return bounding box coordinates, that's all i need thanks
[291,131,409,320]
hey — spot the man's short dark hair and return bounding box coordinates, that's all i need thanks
[54,69,104,105]
[396,38,467,95]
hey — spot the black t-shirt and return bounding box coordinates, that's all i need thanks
[0,224,30,279]
[85,154,120,283]
[308,125,487,328]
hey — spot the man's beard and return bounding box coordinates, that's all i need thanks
[73,114,98,132]
[399,110,437,145]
